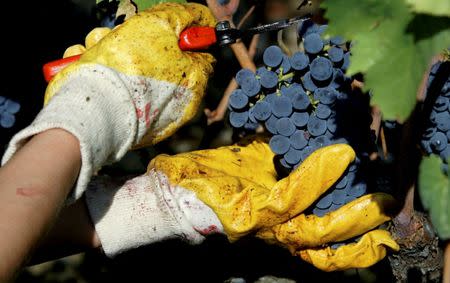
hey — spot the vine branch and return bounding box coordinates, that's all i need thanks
[237,5,255,29]
[444,241,450,283]
[204,4,259,125]
[204,34,259,125]
[388,57,449,282]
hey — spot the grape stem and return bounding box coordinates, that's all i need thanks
[393,183,415,230]
[380,126,388,160]
[369,105,384,160]
[392,100,422,238]
[280,72,295,82]
[370,105,381,140]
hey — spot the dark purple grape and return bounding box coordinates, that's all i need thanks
[265,115,278,134]
[290,112,309,127]
[328,46,344,63]
[290,130,309,150]
[229,89,248,110]
[314,87,337,105]
[269,135,291,155]
[310,57,333,81]
[253,101,271,121]
[272,96,293,118]
[229,110,249,128]
[307,115,327,136]
[304,33,323,54]
[291,90,310,110]
[284,147,302,165]
[276,118,296,136]
[290,52,309,71]
[263,45,283,67]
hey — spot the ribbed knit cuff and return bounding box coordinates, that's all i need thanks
[84,170,223,257]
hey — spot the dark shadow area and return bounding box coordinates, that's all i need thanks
[0,0,98,156]
[406,14,450,43]
[77,235,394,283]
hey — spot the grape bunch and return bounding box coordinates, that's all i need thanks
[0,96,20,129]
[228,19,374,217]
[420,61,450,173]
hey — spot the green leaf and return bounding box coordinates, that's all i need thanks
[418,156,450,239]
[321,0,450,120]
[97,0,186,10]
[321,0,403,45]
[132,0,185,11]
[406,0,450,17]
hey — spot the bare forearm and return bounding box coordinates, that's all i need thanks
[29,196,101,266]
[0,129,81,281]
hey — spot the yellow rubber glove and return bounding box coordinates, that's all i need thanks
[2,3,216,202]
[45,2,216,146]
[145,137,399,271]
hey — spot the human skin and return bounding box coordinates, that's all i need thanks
[0,129,86,281]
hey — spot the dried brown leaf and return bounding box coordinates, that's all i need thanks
[117,0,137,21]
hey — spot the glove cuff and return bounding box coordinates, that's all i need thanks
[1,65,137,203]
[85,169,224,257]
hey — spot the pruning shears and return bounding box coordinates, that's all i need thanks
[43,16,307,82]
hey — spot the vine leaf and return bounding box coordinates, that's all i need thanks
[321,0,450,120]
[133,0,186,11]
[96,0,186,11]
[406,0,450,17]
[418,156,450,239]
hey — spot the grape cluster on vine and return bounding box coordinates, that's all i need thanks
[228,19,375,218]
[421,61,450,174]
[0,96,20,129]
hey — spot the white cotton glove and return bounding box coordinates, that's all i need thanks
[85,170,224,257]
[1,3,215,202]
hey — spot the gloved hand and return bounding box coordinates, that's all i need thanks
[1,3,216,202]
[46,2,215,146]
[85,138,399,271]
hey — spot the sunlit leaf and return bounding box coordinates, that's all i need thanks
[133,0,186,11]
[418,156,450,239]
[406,0,450,17]
[321,0,450,120]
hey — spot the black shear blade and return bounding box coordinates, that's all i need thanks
[246,16,309,34]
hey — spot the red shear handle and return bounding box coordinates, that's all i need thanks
[179,26,217,51]
[42,26,216,82]
[43,54,81,82]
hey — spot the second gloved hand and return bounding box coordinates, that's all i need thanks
[2,3,216,201]
[85,138,399,271]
